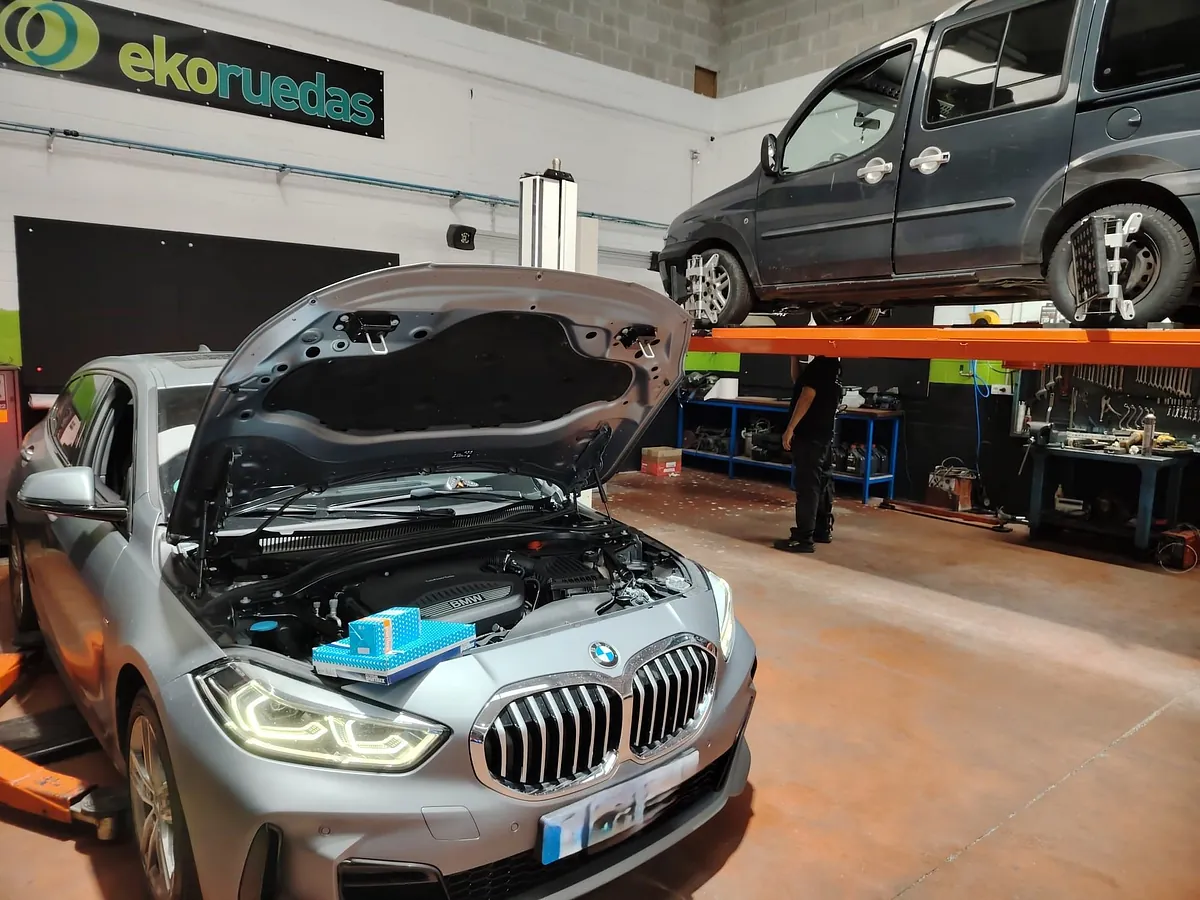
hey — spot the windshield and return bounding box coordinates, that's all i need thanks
[156,385,554,518]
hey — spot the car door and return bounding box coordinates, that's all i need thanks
[25,373,132,742]
[754,37,924,286]
[892,0,1089,275]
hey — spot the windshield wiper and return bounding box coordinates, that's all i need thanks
[326,486,545,511]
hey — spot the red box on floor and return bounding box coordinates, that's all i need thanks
[641,447,682,477]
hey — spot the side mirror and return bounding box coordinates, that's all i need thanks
[17,467,128,523]
[760,133,779,176]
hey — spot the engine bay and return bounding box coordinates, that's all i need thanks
[221,530,692,664]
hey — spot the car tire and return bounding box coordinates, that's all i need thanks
[8,528,37,634]
[813,306,882,326]
[126,690,203,900]
[690,248,754,327]
[1048,203,1198,327]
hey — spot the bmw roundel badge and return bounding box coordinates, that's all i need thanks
[589,641,618,668]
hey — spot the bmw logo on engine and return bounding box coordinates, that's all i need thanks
[589,641,618,668]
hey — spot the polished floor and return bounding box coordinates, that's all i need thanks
[2,469,1199,899]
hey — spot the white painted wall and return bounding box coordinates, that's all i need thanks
[0,0,721,322]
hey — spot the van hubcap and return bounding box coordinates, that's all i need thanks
[129,715,177,899]
[8,536,27,624]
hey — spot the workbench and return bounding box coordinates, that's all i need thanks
[1027,445,1195,550]
[677,398,901,503]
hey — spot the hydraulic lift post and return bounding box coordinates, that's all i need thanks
[0,648,126,840]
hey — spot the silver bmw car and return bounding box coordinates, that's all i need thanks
[6,263,756,900]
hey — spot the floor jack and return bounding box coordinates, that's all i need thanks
[0,635,127,841]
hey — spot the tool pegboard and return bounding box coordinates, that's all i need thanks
[1028,364,1200,439]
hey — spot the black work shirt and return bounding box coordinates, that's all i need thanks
[789,356,842,441]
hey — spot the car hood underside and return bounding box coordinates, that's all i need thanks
[167,263,691,543]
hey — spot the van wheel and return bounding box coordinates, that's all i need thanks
[814,306,881,326]
[684,248,754,327]
[1048,204,1197,326]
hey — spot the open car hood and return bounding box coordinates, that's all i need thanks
[166,263,691,543]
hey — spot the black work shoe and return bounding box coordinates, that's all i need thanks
[813,533,833,544]
[774,537,816,553]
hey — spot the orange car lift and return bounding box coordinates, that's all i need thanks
[689,325,1200,367]
[0,647,125,840]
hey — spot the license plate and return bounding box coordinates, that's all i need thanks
[539,750,699,865]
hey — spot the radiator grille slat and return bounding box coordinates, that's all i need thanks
[629,646,717,757]
[484,684,622,793]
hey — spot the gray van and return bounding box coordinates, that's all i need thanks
[654,0,1200,327]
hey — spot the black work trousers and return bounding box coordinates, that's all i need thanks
[791,436,834,542]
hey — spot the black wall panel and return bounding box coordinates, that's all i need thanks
[15,217,398,394]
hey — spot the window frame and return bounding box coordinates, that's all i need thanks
[777,40,919,180]
[922,0,1080,131]
[1091,0,1200,95]
[47,372,113,467]
[78,372,137,536]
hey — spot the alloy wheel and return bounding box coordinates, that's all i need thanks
[8,534,28,628]
[697,254,731,323]
[129,714,177,900]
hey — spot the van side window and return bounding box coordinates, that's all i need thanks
[48,374,113,466]
[780,45,914,176]
[926,0,1074,126]
[1095,0,1200,92]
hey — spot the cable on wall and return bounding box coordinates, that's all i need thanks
[0,120,670,232]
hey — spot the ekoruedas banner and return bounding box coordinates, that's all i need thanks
[0,0,386,138]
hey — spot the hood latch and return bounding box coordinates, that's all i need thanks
[615,324,658,359]
[337,312,399,355]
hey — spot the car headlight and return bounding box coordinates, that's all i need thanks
[195,662,447,773]
[706,569,735,659]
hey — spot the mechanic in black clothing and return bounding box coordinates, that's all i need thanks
[775,355,843,553]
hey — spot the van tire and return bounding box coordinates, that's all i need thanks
[814,306,882,326]
[1048,204,1197,327]
[688,248,754,327]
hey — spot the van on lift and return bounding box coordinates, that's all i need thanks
[654,0,1200,328]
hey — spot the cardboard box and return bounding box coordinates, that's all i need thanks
[641,446,682,477]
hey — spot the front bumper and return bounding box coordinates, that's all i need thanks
[158,624,758,900]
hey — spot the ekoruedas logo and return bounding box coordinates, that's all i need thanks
[0,1,99,71]
[0,0,380,132]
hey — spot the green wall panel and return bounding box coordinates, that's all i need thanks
[0,311,20,367]
[685,351,740,372]
[929,358,1011,387]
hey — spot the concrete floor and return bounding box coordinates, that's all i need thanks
[3,469,1200,899]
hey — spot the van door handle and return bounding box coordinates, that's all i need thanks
[910,147,951,175]
[856,157,894,185]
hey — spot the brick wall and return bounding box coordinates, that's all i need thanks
[387,0,723,90]
[719,0,952,95]
[392,0,954,96]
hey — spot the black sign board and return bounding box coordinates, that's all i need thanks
[0,0,385,137]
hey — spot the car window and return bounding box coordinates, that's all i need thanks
[780,45,915,176]
[49,374,113,465]
[926,0,1074,126]
[1095,0,1200,92]
[157,385,210,513]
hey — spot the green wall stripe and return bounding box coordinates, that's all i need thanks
[0,311,20,367]
[929,358,1011,387]
[685,351,740,373]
